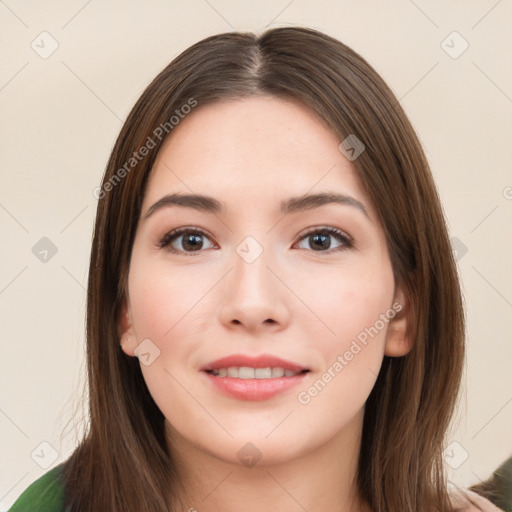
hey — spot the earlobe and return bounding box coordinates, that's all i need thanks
[118,298,138,357]
[384,286,415,357]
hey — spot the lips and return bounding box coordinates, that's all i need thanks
[200,354,310,401]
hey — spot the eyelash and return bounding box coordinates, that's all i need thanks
[157,226,353,256]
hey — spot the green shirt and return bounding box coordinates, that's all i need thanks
[8,464,65,512]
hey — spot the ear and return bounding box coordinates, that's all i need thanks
[384,285,415,357]
[118,297,138,357]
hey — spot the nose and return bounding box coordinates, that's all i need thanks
[218,244,290,333]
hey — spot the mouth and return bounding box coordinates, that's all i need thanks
[200,354,310,401]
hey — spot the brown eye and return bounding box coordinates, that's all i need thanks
[295,227,352,252]
[158,228,215,254]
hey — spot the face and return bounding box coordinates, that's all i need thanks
[119,96,411,467]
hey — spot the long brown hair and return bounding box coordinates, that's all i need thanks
[61,27,465,511]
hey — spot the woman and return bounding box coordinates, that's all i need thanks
[9,26,502,511]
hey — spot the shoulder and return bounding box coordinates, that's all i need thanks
[449,485,505,511]
[8,464,65,512]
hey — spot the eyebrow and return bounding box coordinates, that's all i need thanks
[143,192,370,220]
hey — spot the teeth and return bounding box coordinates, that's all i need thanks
[272,367,284,378]
[227,367,239,378]
[238,367,255,379]
[210,366,303,379]
[255,367,272,379]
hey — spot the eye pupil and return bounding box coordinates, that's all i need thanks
[310,233,331,250]
[182,233,203,251]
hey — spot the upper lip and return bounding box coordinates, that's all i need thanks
[200,354,309,372]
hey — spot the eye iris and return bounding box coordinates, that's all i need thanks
[182,233,203,251]
[310,232,331,250]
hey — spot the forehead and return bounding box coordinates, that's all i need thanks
[144,96,372,216]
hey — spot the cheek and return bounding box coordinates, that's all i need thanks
[128,258,214,343]
[292,262,394,413]
[299,261,395,350]
[127,262,213,428]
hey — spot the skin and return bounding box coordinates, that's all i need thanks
[119,96,412,512]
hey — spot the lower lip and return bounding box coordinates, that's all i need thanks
[202,371,308,401]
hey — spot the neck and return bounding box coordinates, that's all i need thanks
[166,409,369,512]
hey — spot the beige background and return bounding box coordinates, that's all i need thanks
[1,0,511,509]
